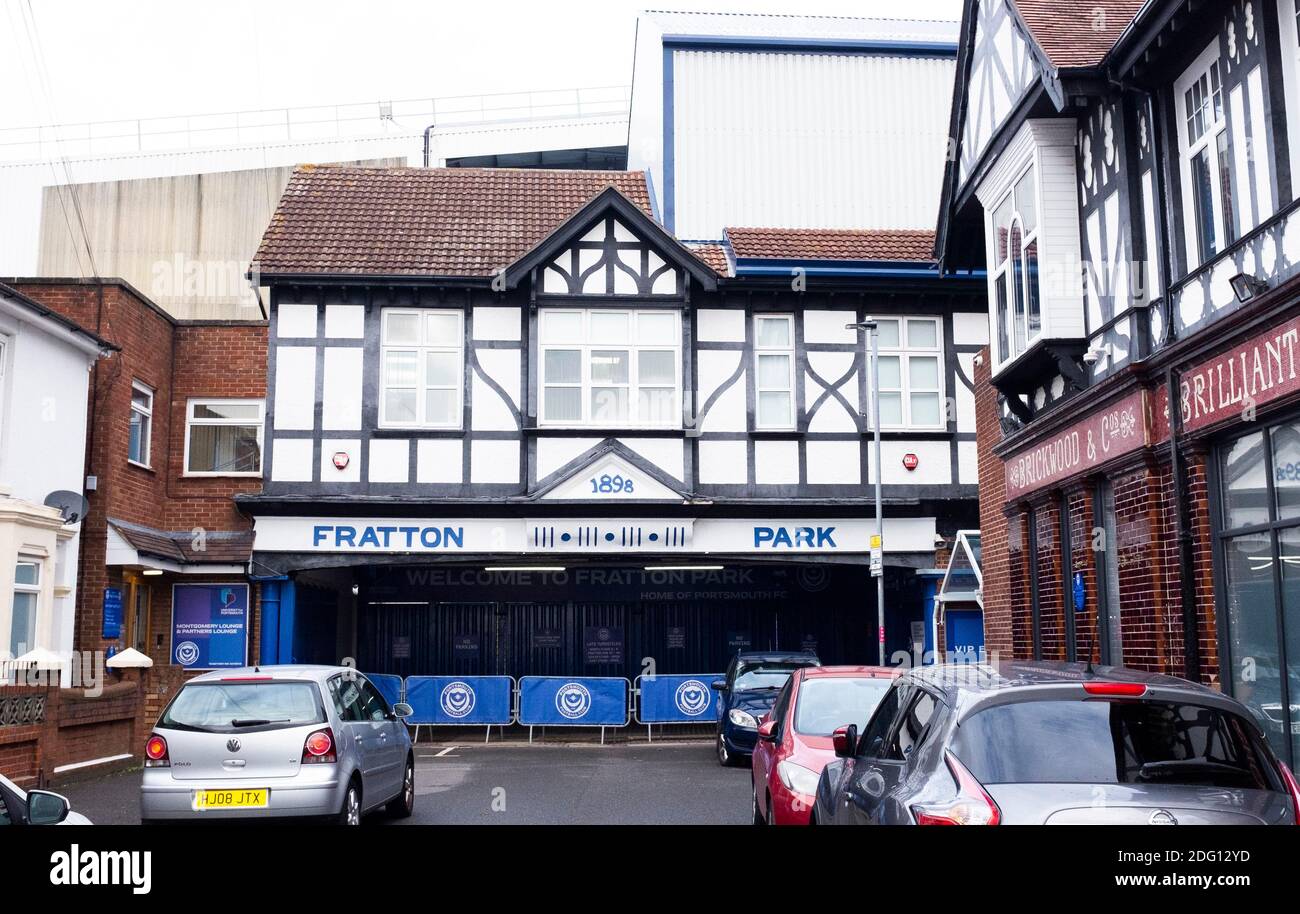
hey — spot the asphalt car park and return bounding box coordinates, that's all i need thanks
[56,741,753,825]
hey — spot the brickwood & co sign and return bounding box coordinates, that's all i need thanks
[1005,388,1148,500]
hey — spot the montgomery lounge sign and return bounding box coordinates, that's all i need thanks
[1005,389,1148,500]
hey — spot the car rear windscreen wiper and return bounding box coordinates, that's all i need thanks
[230,718,291,727]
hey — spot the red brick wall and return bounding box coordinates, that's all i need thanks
[10,280,266,659]
[974,347,1014,660]
[0,681,143,788]
[976,366,1222,684]
[4,281,268,767]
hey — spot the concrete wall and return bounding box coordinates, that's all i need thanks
[36,159,404,321]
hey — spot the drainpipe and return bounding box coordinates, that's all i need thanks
[1166,367,1202,682]
[1128,77,1202,682]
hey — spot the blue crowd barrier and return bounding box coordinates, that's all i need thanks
[365,673,404,710]
[636,673,721,724]
[406,675,515,726]
[517,676,629,728]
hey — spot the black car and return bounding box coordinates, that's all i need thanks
[712,651,819,766]
[813,660,1300,825]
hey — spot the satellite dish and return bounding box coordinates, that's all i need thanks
[44,490,90,525]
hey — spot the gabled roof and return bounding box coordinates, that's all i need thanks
[503,184,718,290]
[251,165,654,279]
[1012,0,1145,70]
[934,0,1147,266]
[530,439,689,502]
[725,228,937,263]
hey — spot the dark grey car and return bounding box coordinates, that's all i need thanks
[813,661,1300,825]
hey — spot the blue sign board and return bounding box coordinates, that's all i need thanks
[406,676,513,725]
[102,588,123,640]
[638,674,719,724]
[1073,571,1087,614]
[518,676,628,727]
[365,673,404,710]
[171,584,249,669]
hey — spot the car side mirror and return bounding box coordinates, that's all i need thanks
[710,679,726,692]
[392,702,413,720]
[26,790,70,825]
[757,719,777,741]
[832,724,859,759]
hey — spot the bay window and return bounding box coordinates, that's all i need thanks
[380,309,463,429]
[1176,45,1234,267]
[989,166,1041,365]
[873,317,944,430]
[10,560,39,656]
[185,399,264,475]
[540,309,680,426]
[754,315,795,429]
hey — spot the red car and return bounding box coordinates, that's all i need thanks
[751,665,899,825]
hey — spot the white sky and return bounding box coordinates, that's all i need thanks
[0,0,963,129]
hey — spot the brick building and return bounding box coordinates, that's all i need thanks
[1,277,267,782]
[938,0,1300,773]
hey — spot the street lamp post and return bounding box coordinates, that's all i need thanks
[848,319,886,666]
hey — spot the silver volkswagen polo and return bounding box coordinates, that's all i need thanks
[140,665,414,824]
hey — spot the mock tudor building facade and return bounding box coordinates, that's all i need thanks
[240,165,987,679]
[939,0,1300,771]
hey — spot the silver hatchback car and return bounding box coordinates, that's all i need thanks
[814,661,1300,825]
[141,665,414,824]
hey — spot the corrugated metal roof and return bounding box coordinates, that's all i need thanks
[669,49,954,238]
[644,10,959,43]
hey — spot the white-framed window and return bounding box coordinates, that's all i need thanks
[989,165,1041,365]
[10,559,40,656]
[1175,42,1234,267]
[0,336,8,445]
[379,309,464,429]
[184,399,265,476]
[754,314,795,429]
[539,309,680,427]
[128,380,153,467]
[872,317,945,430]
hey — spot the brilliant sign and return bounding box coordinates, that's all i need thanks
[1178,317,1300,433]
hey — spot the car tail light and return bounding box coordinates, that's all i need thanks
[911,751,1000,826]
[1082,681,1147,697]
[1277,760,1300,825]
[302,727,337,764]
[144,734,169,768]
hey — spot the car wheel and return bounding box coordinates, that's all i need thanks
[387,756,415,819]
[336,781,362,826]
[751,779,764,825]
[716,733,734,767]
